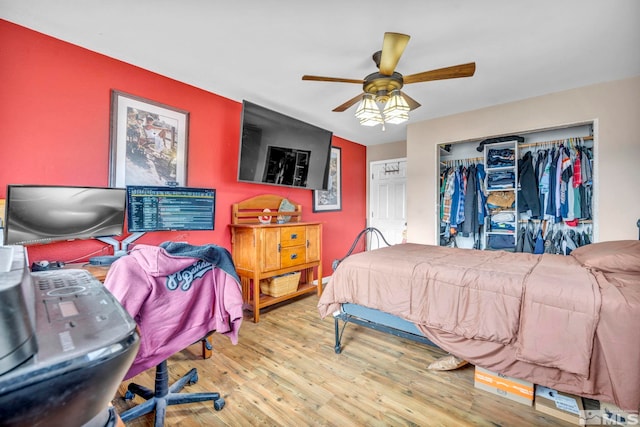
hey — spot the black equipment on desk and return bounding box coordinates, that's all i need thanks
[0,245,140,427]
[30,260,65,271]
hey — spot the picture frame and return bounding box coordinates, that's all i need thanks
[109,90,189,187]
[313,146,342,212]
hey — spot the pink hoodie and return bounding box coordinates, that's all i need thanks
[103,244,243,379]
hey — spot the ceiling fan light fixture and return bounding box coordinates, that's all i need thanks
[382,90,410,121]
[355,94,382,121]
[355,91,408,127]
[359,115,384,127]
[384,112,409,124]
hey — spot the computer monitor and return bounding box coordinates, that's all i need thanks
[4,185,127,246]
[126,186,216,232]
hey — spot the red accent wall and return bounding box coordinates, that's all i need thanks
[0,20,367,276]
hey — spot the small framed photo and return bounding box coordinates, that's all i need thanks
[313,146,342,212]
[109,90,189,187]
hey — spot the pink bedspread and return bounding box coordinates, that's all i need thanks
[318,243,640,411]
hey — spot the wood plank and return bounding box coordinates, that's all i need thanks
[111,295,577,426]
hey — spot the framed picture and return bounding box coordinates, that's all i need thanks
[109,90,189,187]
[313,146,342,212]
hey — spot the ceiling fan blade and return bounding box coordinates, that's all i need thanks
[400,91,421,110]
[333,93,364,112]
[302,75,364,84]
[379,32,410,76]
[403,62,476,84]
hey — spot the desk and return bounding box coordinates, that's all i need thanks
[64,263,111,282]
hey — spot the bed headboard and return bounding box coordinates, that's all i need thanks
[231,194,302,225]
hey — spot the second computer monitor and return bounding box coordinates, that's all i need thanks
[126,186,216,232]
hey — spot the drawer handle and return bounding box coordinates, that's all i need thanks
[290,233,298,240]
[290,253,298,260]
[278,243,281,252]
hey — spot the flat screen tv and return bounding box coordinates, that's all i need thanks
[4,185,127,245]
[237,101,333,190]
[126,186,216,232]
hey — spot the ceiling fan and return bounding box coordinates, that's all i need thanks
[302,32,476,121]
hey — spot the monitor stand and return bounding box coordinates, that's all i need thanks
[89,232,145,266]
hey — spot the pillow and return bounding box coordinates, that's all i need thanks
[570,240,640,273]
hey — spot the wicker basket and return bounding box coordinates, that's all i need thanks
[260,271,301,297]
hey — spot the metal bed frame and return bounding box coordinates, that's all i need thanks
[333,308,436,354]
[331,227,437,354]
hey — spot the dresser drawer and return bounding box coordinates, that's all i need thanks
[280,245,306,268]
[280,226,306,248]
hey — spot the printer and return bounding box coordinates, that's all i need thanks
[0,246,139,427]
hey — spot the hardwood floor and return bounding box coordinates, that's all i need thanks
[112,295,576,426]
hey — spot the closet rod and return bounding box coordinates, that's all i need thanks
[518,218,593,224]
[443,156,483,164]
[519,135,593,149]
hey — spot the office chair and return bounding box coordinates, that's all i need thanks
[103,242,243,427]
[120,357,224,426]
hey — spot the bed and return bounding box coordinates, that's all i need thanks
[318,239,640,411]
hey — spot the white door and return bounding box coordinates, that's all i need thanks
[369,158,407,248]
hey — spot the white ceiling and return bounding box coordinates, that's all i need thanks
[1,0,639,146]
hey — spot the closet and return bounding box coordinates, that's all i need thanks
[438,124,594,255]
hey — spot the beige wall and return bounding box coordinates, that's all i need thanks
[365,140,407,225]
[407,75,640,244]
[367,140,407,163]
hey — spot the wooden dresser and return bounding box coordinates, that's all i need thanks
[230,195,323,323]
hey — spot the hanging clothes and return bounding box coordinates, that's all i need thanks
[536,150,549,216]
[545,147,559,220]
[476,164,488,229]
[526,140,594,224]
[461,164,478,236]
[455,166,466,227]
[580,145,593,219]
[518,151,541,218]
[559,146,573,220]
[441,167,456,225]
[554,146,564,221]
[514,137,594,256]
[449,167,463,229]
[440,159,485,248]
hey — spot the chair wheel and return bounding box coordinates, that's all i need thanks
[214,397,225,411]
[124,390,135,400]
[189,372,199,385]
